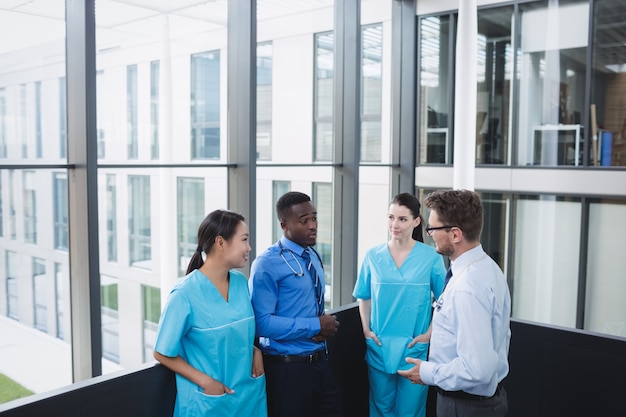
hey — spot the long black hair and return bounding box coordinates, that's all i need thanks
[391,193,424,242]
[185,209,245,274]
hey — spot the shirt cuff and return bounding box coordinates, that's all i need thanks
[419,360,437,386]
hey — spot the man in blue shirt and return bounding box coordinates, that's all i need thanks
[398,189,511,417]
[249,191,341,417]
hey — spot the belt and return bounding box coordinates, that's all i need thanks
[264,350,327,364]
[436,384,501,401]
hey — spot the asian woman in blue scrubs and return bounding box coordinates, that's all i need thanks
[153,210,267,417]
[353,193,446,417]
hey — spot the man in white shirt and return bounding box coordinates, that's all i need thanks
[398,189,511,417]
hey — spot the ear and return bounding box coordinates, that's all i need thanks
[414,216,422,227]
[215,235,225,249]
[450,227,463,243]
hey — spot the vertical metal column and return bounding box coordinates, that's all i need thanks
[228,0,257,273]
[65,0,102,380]
[332,0,360,306]
[390,0,417,196]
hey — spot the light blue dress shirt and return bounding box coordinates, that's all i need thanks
[249,236,325,356]
[420,244,511,397]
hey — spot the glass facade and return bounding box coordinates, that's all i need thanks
[0,0,624,405]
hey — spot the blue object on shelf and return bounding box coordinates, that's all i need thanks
[601,131,612,166]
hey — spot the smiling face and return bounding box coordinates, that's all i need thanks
[281,201,318,247]
[388,203,420,241]
[223,220,251,269]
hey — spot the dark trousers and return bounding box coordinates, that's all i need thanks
[436,386,508,417]
[264,357,342,417]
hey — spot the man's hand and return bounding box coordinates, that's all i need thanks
[397,357,425,385]
[317,314,340,338]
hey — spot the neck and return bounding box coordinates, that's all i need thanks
[199,257,230,283]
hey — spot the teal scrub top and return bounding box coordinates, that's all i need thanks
[353,242,446,374]
[155,269,267,417]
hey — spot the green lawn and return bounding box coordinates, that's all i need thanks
[0,373,33,404]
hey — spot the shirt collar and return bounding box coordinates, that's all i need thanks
[279,236,308,257]
[450,244,484,275]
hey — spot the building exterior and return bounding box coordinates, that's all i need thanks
[0,0,624,399]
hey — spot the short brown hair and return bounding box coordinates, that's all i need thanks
[424,189,483,242]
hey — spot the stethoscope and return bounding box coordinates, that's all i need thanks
[278,240,325,316]
[278,241,306,276]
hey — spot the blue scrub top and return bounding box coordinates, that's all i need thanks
[353,241,446,373]
[155,269,267,417]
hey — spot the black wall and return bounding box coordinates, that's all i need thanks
[1,305,625,416]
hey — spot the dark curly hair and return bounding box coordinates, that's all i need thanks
[276,191,311,223]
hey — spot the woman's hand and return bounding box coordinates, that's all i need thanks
[199,374,234,395]
[364,329,382,346]
[408,327,432,347]
[251,346,265,377]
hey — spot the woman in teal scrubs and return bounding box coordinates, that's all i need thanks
[353,193,446,417]
[154,210,267,417]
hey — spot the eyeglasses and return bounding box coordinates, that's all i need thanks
[425,224,459,236]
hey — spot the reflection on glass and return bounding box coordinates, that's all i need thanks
[128,175,151,268]
[476,7,513,165]
[517,0,588,166]
[512,195,581,328]
[101,276,119,363]
[419,16,451,164]
[591,0,626,167]
[585,200,626,337]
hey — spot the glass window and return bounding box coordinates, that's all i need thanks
[0,172,3,237]
[150,60,159,160]
[96,70,105,160]
[127,64,138,159]
[128,175,151,268]
[479,192,509,271]
[257,42,273,161]
[0,87,6,158]
[9,170,16,239]
[23,171,36,244]
[55,263,66,340]
[177,177,205,276]
[272,181,290,242]
[419,15,452,164]
[512,195,581,328]
[6,250,19,320]
[476,6,513,165]
[142,285,160,362]
[591,0,626,167]
[585,199,626,337]
[191,51,220,160]
[106,174,117,262]
[361,24,383,163]
[33,258,47,332]
[53,173,68,251]
[19,84,27,158]
[35,81,42,158]
[101,276,119,363]
[516,0,589,167]
[313,182,332,308]
[59,77,66,159]
[314,32,334,162]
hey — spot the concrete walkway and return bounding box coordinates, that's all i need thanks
[0,316,122,395]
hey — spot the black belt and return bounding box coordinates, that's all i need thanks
[264,350,327,364]
[436,384,501,401]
